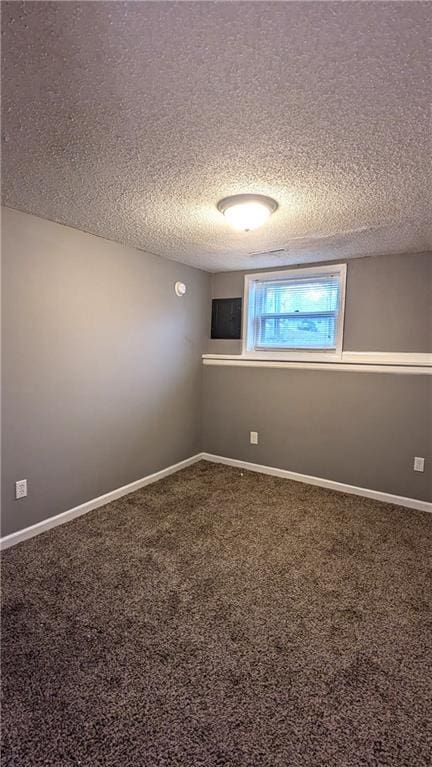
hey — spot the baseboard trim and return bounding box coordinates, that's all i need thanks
[0,454,203,551]
[200,453,432,513]
[3,451,430,550]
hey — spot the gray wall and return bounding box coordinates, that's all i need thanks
[1,208,210,536]
[202,367,432,501]
[2,210,431,539]
[207,252,432,354]
[203,252,432,501]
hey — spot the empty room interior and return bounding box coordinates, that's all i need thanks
[1,2,432,765]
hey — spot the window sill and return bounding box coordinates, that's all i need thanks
[202,351,432,375]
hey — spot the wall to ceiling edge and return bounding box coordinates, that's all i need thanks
[1,207,210,536]
[1,207,431,540]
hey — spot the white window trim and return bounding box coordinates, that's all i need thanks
[242,263,347,361]
[201,352,432,375]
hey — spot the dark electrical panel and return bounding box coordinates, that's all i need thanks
[211,298,242,340]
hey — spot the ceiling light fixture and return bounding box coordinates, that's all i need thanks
[217,194,278,232]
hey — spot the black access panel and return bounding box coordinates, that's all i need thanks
[211,297,242,339]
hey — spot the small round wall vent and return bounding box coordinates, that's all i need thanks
[175,281,187,297]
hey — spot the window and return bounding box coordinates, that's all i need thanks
[243,264,346,359]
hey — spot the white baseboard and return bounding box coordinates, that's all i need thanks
[2,451,430,550]
[200,453,432,513]
[0,454,203,551]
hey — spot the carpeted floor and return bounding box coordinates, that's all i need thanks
[1,461,431,766]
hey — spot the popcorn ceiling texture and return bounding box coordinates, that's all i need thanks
[2,1,431,271]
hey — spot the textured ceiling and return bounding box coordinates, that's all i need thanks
[2,1,431,272]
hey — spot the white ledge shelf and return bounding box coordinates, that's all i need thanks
[202,352,432,375]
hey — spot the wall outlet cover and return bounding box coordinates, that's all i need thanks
[250,431,259,445]
[413,457,425,472]
[15,479,28,499]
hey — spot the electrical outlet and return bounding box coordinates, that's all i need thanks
[15,479,28,499]
[413,457,425,473]
[250,431,259,445]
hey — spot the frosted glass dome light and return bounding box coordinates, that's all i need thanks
[217,194,278,232]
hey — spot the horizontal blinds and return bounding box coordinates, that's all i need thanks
[254,274,340,349]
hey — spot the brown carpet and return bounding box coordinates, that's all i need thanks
[1,460,431,766]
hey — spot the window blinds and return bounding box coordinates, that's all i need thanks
[253,273,341,350]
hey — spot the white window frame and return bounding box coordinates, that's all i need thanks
[242,263,347,361]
